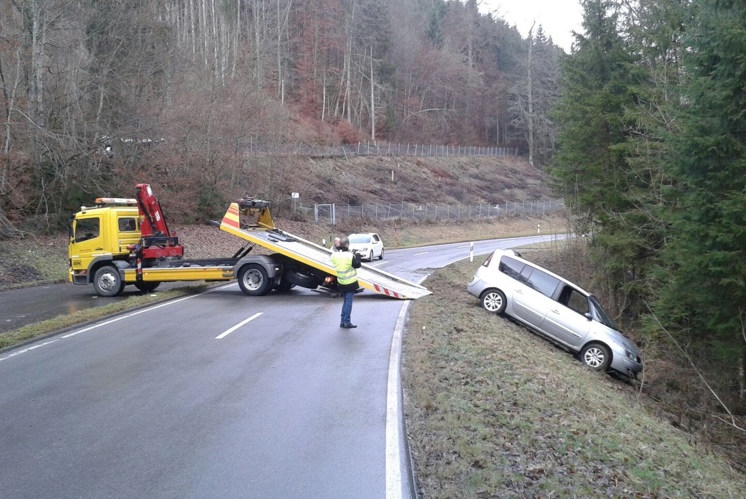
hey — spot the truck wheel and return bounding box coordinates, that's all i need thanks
[93,266,125,297]
[286,268,322,289]
[135,281,160,293]
[237,264,272,296]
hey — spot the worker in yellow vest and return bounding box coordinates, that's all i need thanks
[330,236,362,328]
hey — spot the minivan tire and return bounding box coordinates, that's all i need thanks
[580,343,611,371]
[481,289,506,314]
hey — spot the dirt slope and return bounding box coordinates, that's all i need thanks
[242,155,554,207]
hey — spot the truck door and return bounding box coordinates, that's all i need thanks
[69,216,103,264]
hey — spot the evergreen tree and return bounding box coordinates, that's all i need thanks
[605,0,690,319]
[654,0,746,360]
[551,0,645,318]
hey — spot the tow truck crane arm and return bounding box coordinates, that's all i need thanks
[133,183,183,259]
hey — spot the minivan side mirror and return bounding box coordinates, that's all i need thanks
[584,312,593,321]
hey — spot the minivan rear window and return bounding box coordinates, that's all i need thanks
[499,255,524,279]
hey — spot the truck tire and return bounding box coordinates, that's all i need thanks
[286,268,322,289]
[237,264,272,296]
[135,281,160,293]
[93,266,125,297]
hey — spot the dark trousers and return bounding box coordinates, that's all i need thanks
[340,291,354,325]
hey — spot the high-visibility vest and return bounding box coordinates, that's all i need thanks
[330,251,357,285]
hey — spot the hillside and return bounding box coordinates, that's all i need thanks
[175,154,558,224]
[0,155,559,289]
[266,155,554,207]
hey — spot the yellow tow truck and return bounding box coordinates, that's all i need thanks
[68,184,431,300]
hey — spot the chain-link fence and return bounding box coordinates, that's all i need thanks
[311,199,564,223]
[242,140,518,158]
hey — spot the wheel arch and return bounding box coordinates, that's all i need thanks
[87,257,128,284]
[234,254,283,279]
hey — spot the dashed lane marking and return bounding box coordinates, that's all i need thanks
[215,313,263,339]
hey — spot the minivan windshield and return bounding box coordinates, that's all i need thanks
[589,296,618,330]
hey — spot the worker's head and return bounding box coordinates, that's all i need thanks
[338,236,350,250]
[333,237,341,248]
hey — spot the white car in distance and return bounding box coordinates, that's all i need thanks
[347,233,384,261]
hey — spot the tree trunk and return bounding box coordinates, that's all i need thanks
[29,0,45,130]
[370,45,375,142]
[527,26,535,168]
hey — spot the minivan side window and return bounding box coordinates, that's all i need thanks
[523,266,561,298]
[559,285,589,316]
[499,255,524,279]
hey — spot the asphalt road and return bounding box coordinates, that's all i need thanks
[0,234,564,498]
[0,281,201,334]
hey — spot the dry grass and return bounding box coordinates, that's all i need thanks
[403,258,746,498]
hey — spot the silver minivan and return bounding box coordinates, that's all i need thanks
[467,249,642,377]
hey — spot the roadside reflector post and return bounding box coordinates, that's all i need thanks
[469,242,474,262]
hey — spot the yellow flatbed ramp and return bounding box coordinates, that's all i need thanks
[220,202,431,300]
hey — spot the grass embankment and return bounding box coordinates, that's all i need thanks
[403,258,746,498]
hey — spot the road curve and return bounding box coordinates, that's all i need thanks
[0,234,565,498]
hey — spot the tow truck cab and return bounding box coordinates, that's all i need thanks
[68,198,141,285]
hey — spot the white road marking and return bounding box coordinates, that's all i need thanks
[1,285,243,362]
[0,340,58,363]
[62,294,201,339]
[413,251,428,256]
[215,312,263,339]
[385,300,412,499]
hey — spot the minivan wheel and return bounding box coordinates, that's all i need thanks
[580,343,611,371]
[481,289,506,314]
